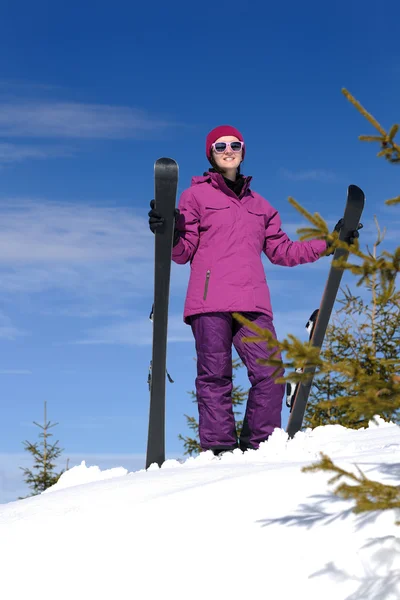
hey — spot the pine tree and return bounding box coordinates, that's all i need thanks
[20,401,68,498]
[304,218,400,429]
[179,358,247,455]
[233,89,400,522]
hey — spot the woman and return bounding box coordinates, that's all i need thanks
[149,125,361,455]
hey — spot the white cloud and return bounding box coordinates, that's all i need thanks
[0,101,175,139]
[0,198,193,346]
[0,142,73,164]
[279,168,337,183]
[0,311,27,340]
[0,199,150,263]
[40,307,129,319]
[0,198,194,327]
[0,86,178,165]
[0,199,157,307]
[72,313,193,346]
[0,370,32,375]
[0,80,61,94]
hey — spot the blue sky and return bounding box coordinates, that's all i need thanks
[0,0,399,502]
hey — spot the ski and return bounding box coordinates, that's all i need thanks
[285,309,318,408]
[146,158,178,469]
[286,184,365,439]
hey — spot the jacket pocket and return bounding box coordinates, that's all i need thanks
[202,205,231,232]
[203,269,211,300]
[246,208,265,219]
[245,207,266,239]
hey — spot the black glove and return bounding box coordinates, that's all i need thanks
[148,200,181,246]
[326,218,363,255]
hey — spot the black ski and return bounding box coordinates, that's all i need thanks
[146,158,178,469]
[285,308,318,409]
[286,184,365,439]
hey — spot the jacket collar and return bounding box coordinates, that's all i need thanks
[191,170,253,200]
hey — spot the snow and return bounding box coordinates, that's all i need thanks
[0,418,399,600]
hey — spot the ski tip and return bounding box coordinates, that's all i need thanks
[348,184,366,202]
[155,157,178,169]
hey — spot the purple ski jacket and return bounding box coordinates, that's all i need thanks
[172,170,327,323]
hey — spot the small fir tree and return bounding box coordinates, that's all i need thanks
[179,358,247,456]
[304,218,400,429]
[233,89,400,522]
[20,401,68,498]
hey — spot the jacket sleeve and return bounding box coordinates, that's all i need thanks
[263,207,328,266]
[171,189,200,265]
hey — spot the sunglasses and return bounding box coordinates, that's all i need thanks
[211,141,244,154]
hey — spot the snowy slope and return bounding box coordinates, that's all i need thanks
[0,418,399,600]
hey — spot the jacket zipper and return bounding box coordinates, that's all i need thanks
[203,270,211,300]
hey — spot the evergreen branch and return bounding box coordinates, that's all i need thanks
[177,433,201,456]
[303,453,400,523]
[388,123,400,142]
[386,196,400,206]
[342,88,400,164]
[288,197,330,241]
[341,89,387,137]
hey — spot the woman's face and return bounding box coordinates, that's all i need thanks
[211,136,243,172]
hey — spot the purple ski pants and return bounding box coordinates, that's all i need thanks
[190,312,285,451]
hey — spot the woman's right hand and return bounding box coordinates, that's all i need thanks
[148,199,164,233]
[148,200,181,245]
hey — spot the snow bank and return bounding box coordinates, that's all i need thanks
[43,460,128,493]
[0,416,398,600]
